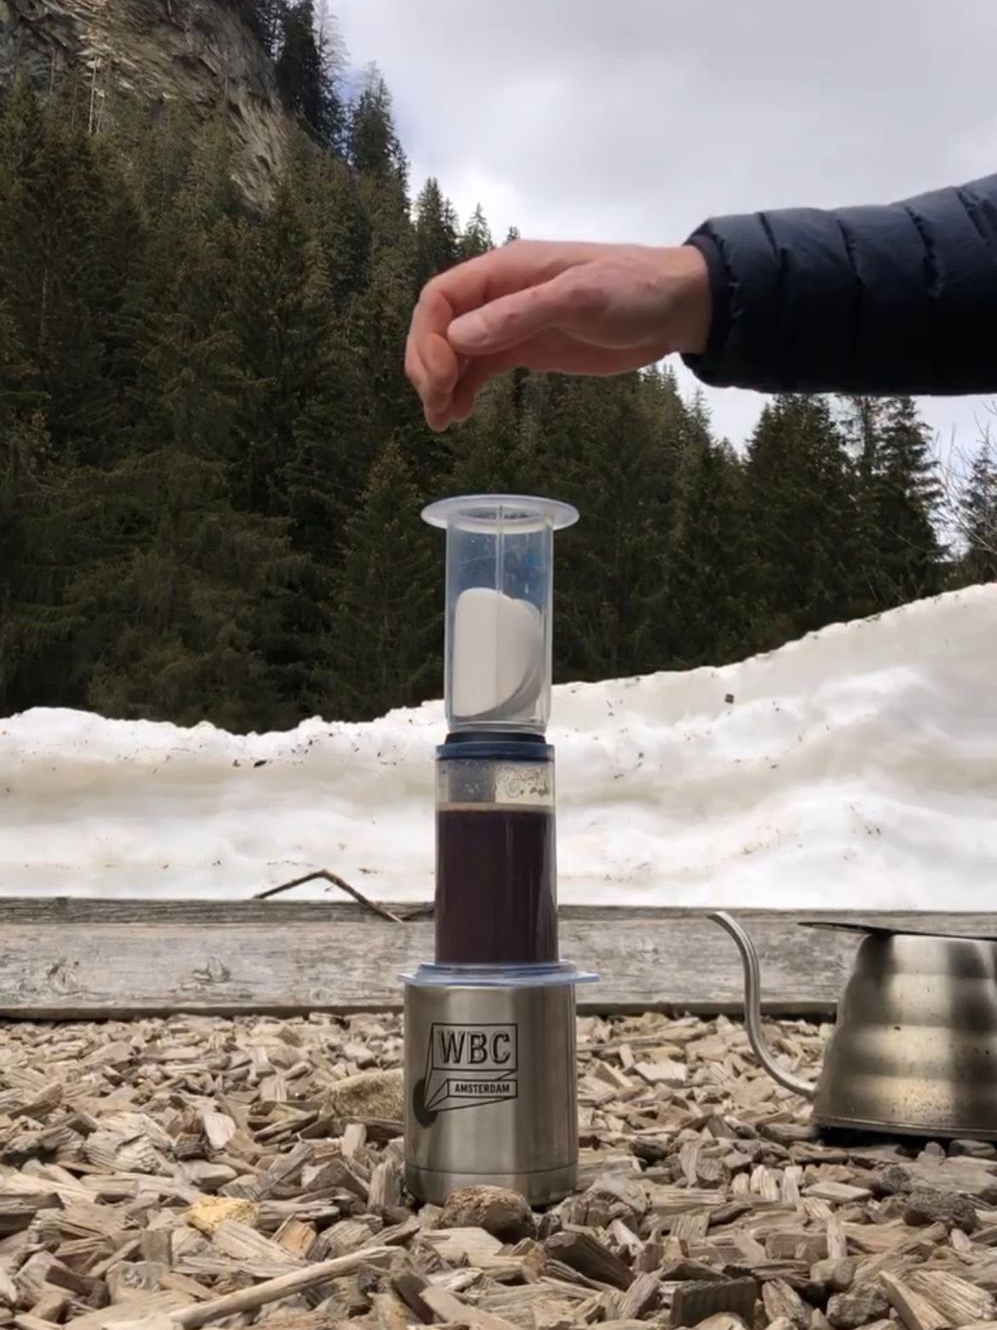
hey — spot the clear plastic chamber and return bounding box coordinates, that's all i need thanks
[421,495,579,735]
[434,739,556,966]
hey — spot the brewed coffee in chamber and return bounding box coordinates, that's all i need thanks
[435,802,556,965]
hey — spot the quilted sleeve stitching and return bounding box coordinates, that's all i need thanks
[833,215,864,374]
[756,212,785,379]
[954,185,997,258]
[901,204,941,302]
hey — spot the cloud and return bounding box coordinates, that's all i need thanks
[335,0,997,449]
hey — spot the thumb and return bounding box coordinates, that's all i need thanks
[448,268,582,355]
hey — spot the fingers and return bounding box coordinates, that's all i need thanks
[406,251,519,427]
[407,251,527,408]
[405,241,611,428]
[420,327,673,433]
[439,328,648,428]
[448,269,592,357]
[406,286,456,388]
[427,239,599,316]
[449,351,520,422]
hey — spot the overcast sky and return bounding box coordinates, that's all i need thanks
[335,0,997,457]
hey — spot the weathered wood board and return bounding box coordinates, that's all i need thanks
[1,900,995,1020]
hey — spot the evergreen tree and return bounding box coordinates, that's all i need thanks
[345,193,444,493]
[0,409,81,713]
[226,174,357,715]
[960,443,997,584]
[460,203,493,260]
[682,388,714,449]
[327,441,439,719]
[663,435,758,667]
[447,373,531,495]
[346,70,411,278]
[314,0,348,149]
[413,178,459,286]
[299,146,372,308]
[745,395,866,643]
[230,178,341,516]
[275,0,342,148]
[0,300,82,712]
[527,372,683,680]
[123,122,245,470]
[79,447,297,731]
[256,0,287,55]
[347,66,407,185]
[643,364,692,446]
[838,395,884,482]
[104,93,202,220]
[0,78,139,466]
[869,396,944,604]
[73,136,302,729]
[833,395,888,619]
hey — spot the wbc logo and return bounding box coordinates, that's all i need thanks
[411,1022,519,1123]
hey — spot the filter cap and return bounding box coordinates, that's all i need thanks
[422,494,579,533]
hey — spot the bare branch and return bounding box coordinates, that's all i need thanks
[255,869,404,923]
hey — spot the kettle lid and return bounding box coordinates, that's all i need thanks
[799,918,997,943]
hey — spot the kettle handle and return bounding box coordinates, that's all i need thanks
[709,911,816,1101]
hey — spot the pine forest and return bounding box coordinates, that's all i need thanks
[1,0,995,733]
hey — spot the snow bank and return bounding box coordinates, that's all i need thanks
[1,586,994,907]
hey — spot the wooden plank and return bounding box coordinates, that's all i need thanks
[4,899,996,928]
[0,901,995,1020]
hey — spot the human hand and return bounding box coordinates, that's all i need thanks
[405,240,711,431]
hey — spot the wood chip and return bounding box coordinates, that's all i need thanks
[422,1227,504,1265]
[761,1278,811,1328]
[367,1158,402,1213]
[804,1182,872,1203]
[671,1278,757,1328]
[1,1009,994,1329]
[907,1269,996,1324]
[544,1230,634,1290]
[0,1195,62,1235]
[634,1060,687,1087]
[183,1198,259,1236]
[420,1285,520,1330]
[199,1112,236,1153]
[617,1271,660,1320]
[881,1272,950,1330]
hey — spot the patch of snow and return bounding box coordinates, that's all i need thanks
[1,586,994,907]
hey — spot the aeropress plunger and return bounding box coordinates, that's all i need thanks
[403,495,596,1207]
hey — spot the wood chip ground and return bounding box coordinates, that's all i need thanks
[1,1012,996,1329]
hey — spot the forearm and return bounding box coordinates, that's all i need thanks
[683,174,997,396]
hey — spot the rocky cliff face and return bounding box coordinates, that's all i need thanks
[0,0,293,205]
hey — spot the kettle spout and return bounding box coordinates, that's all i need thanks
[709,911,815,1101]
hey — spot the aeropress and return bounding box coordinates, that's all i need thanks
[403,494,596,1206]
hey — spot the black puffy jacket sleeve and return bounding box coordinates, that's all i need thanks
[682,174,997,396]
